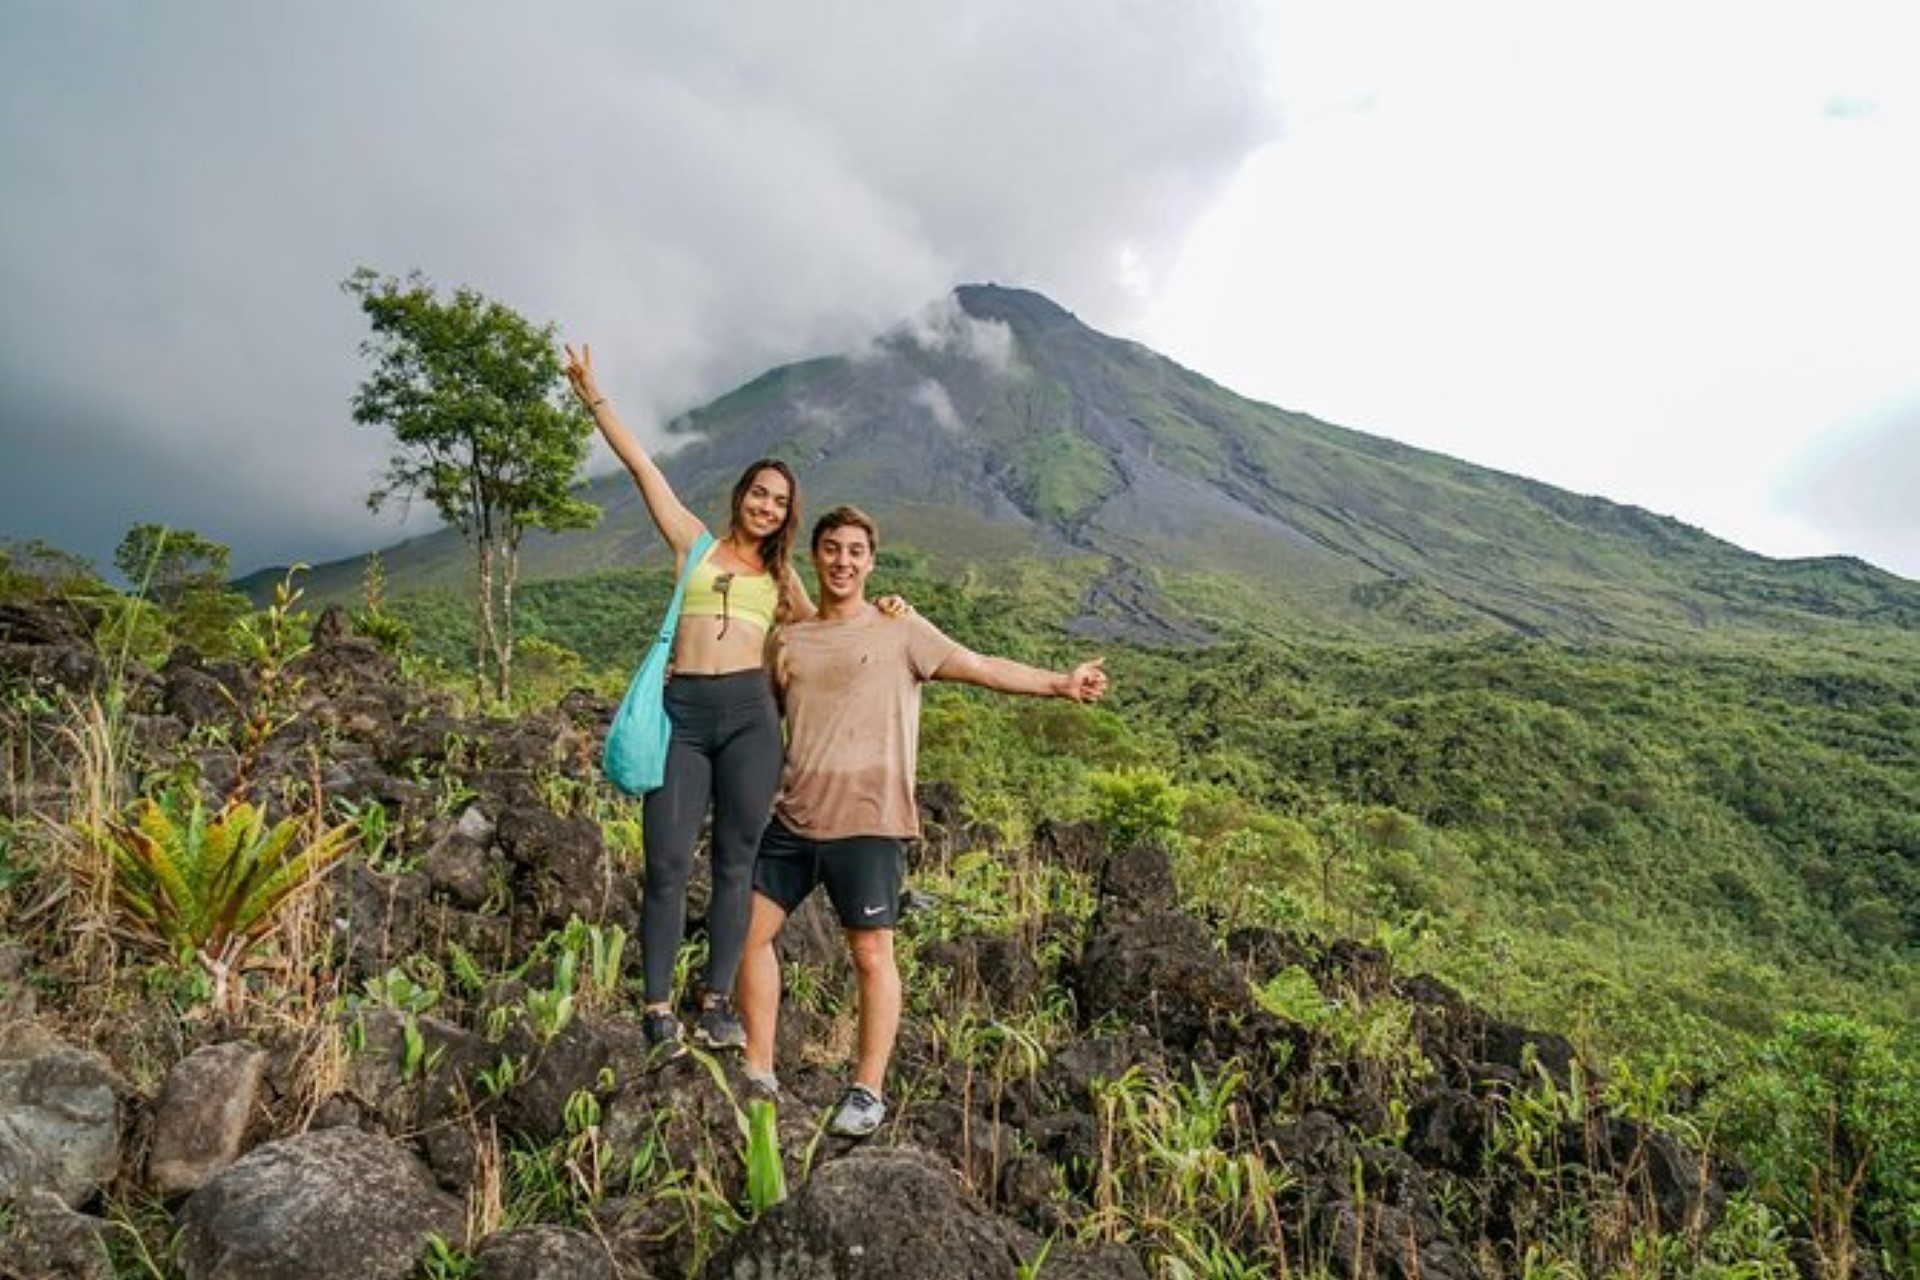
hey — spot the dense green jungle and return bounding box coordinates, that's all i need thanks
[3,537,1917,1278]
[390,547,1920,1259]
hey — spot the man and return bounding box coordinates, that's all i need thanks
[735,505,1109,1137]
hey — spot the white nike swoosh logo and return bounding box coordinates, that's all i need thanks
[863,905,885,916]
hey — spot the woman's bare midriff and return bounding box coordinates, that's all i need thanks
[671,614,772,676]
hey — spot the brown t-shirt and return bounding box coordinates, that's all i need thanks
[770,606,962,840]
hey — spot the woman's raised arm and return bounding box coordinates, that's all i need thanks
[564,343,704,558]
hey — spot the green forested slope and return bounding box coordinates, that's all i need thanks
[389,551,1919,1066]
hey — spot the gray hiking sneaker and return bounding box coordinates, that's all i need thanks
[692,996,747,1051]
[642,1010,686,1063]
[827,1083,886,1138]
[742,1064,782,1099]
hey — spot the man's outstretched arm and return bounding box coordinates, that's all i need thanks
[933,650,1108,703]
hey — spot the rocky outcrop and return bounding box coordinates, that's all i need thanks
[0,599,1746,1279]
[177,1125,465,1280]
[713,1146,1145,1280]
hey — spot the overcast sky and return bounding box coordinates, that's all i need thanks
[3,1,1915,583]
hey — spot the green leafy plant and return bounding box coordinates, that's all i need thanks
[475,1053,527,1099]
[1089,768,1183,852]
[353,552,415,654]
[522,983,575,1043]
[359,964,439,1015]
[513,919,627,1040]
[226,567,313,801]
[421,1233,477,1280]
[1016,1233,1055,1280]
[345,958,450,1083]
[545,916,626,1015]
[1708,1013,1920,1278]
[333,797,394,871]
[96,788,356,1011]
[1086,1063,1291,1275]
[561,1087,609,1207]
[744,1098,786,1215]
[100,1191,181,1280]
[497,1088,619,1231]
[446,942,488,998]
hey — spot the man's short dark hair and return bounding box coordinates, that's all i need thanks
[811,505,879,554]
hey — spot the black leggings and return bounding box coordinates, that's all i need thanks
[640,669,783,1005]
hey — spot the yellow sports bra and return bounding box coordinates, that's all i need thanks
[681,545,779,635]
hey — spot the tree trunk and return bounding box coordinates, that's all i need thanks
[498,534,520,703]
[475,538,497,698]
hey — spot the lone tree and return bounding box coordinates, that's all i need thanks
[343,268,597,699]
[114,522,251,654]
[114,522,231,607]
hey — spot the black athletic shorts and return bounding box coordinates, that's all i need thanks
[752,817,905,928]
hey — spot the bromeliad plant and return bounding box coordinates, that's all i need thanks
[98,786,356,1012]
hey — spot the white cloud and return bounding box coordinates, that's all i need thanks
[1,0,1913,582]
[0,1,1273,575]
[1145,0,1920,577]
[887,296,1017,375]
[911,380,964,434]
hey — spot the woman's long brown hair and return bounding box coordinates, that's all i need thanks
[729,457,801,619]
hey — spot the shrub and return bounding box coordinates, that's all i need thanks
[1709,1012,1920,1276]
[1090,768,1183,852]
[96,788,357,1011]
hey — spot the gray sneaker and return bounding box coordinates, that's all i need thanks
[827,1083,886,1138]
[693,996,747,1051]
[742,1063,782,1099]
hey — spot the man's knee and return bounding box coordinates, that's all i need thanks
[845,929,895,974]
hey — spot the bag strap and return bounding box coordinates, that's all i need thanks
[653,530,714,650]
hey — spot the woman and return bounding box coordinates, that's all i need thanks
[565,342,812,1058]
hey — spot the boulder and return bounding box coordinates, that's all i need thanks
[914,780,994,865]
[496,807,634,935]
[0,600,94,648]
[492,1016,614,1145]
[715,1146,1148,1279]
[0,1027,124,1207]
[711,1146,1038,1279]
[419,808,502,912]
[1273,1113,1481,1280]
[917,932,1040,1011]
[473,1224,616,1279]
[158,648,248,730]
[1573,1113,1728,1237]
[341,1010,491,1142]
[0,601,109,698]
[148,1042,270,1195]
[1031,818,1107,876]
[1072,842,1255,1051]
[177,1125,464,1280]
[0,1187,113,1280]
